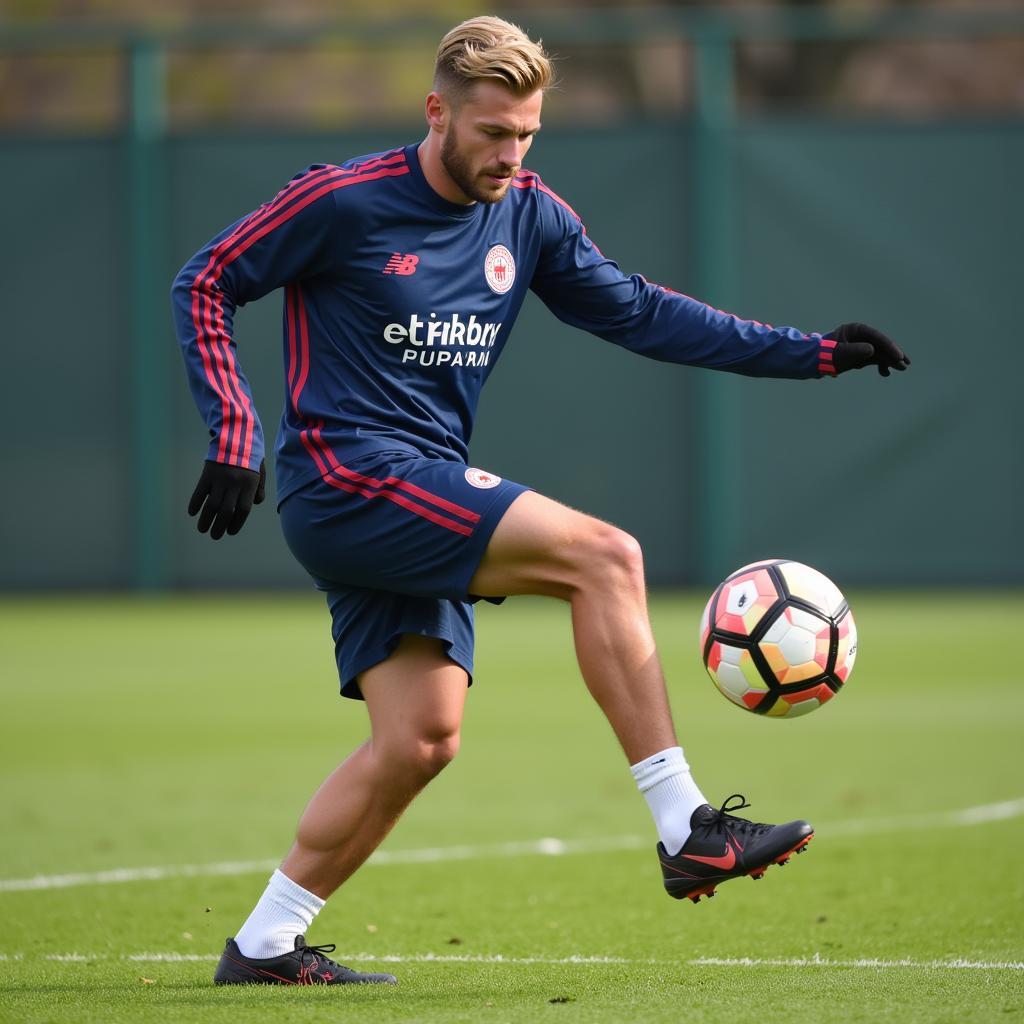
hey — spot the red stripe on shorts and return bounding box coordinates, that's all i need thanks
[318,459,475,536]
[298,419,476,537]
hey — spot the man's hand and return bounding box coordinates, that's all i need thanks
[828,322,911,377]
[188,460,266,540]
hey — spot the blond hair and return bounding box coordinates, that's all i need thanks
[434,16,553,104]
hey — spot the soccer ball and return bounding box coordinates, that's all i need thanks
[699,559,857,719]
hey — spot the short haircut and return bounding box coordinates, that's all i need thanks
[433,16,553,107]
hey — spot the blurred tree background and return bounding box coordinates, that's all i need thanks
[1,0,1022,133]
[1,1,1021,590]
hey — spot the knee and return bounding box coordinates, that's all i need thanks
[575,521,646,593]
[412,728,461,778]
[379,723,461,782]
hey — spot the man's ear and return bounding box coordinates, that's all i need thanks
[425,91,447,133]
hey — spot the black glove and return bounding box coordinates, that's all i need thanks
[828,322,910,377]
[188,460,266,540]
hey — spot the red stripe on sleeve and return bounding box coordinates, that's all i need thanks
[217,153,405,265]
[514,171,604,255]
[514,171,585,224]
[190,154,408,466]
[216,165,409,270]
[818,338,836,376]
[207,164,411,462]
[190,165,342,464]
[190,286,234,463]
[292,284,313,412]
[285,284,299,401]
[210,284,258,466]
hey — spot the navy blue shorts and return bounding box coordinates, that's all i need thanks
[279,450,529,699]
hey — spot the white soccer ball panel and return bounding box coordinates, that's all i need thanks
[779,561,846,618]
[718,643,746,667]
[718,683,749,708]
[778,621,818,666]
[760,612,790,646]
[761,606,825,649]
[725,579,760,616]
[707,641,769,700]
[713,661,750,700]
[788,606,830,634]
[758,606,831,684]
[777,606,828,667]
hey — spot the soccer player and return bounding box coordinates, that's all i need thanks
[171,16,909,987]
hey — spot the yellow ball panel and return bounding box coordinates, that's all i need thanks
[779,661,823,684]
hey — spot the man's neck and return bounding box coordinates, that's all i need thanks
[416,133,475,206]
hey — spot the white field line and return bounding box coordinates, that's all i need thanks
[0,952,1020,971]
[819,797,1024,837]
[2,797,1022,895]
[689,956,1024,971]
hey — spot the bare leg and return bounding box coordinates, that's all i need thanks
[280,634,467,899]
[280,492,676,899]
[469,490,677,763]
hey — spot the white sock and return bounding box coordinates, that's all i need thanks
[233,869,325,959]
[631,745,708,856]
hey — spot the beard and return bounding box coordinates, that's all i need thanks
[440,123,515,204]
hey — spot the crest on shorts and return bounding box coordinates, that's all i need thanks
[484,245,515,295]
[465,467,502,489]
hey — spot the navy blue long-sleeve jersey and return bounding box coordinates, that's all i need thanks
[171,143,835,505]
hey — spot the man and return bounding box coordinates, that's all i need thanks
[171,16,909,987]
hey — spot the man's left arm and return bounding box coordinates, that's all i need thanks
[529,206,909,380]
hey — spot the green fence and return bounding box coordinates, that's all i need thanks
[1,9,1021,589]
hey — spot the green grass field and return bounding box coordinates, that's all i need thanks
[1,592,1022,1023]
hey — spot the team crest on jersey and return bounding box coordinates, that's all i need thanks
[465,467,502,489]
[484,245,515,295]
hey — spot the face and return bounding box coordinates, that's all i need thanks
[438,81,543,204]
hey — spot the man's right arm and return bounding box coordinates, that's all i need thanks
[170,165,341,536]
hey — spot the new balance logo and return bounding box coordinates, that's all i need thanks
[383,253,419,276]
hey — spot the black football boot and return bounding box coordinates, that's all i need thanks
[659,795,813,903]
[213,934,397,985]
